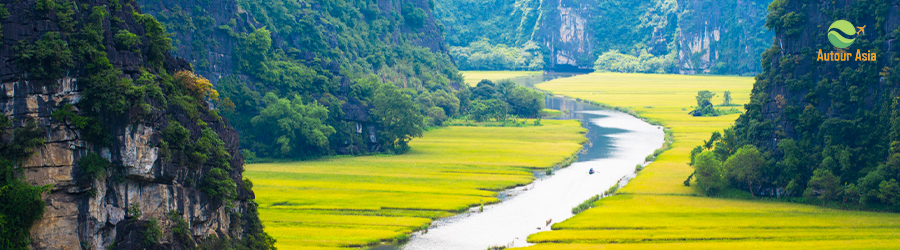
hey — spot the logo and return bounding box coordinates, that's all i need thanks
[827,20,857,48]
[817,20,875,62]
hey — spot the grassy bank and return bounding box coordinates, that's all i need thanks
[245,120,586,249]
[461,71,541,86]
[522,73,900,249]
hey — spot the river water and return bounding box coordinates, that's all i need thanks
[394,73,665,249]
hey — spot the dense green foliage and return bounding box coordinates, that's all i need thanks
[434,0,540,47]
[697,0,900,210]
[15,31,74,79]
[450,40,544,71]
[690,90,719,116]
[77,152,110,181]
[250,93,335,158]
[466,79,543,122]
[593,50,676,74]
[168,0,469,159]
[0,116,49,250]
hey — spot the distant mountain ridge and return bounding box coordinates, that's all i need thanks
[434,0,772,75]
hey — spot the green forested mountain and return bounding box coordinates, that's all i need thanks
[138,0,459,158]
[137,0,544,159]
[693,0,900,210]
[434,0,772,75]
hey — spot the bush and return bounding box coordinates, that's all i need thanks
[803,168,841,201]
[133,12,172,68]
[200,168,237,201]
[571,195,600,214]
[51,104,110,144]
[693,151,726,195]
[77,152,109,180]
[401,4,427,28]
[15,31,74,79]
[128,203,142,219]
[114,29,140,51]
[168,211,193,246]
[723,145,765,196]
[142,218,162,247]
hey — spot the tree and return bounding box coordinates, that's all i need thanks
[371,84,424,153]
[425,107,448,126]
[15,31,74,79]
[472,79,498,100]
[691,90,718,116]
[693,151,725,195]
[722,91,733,106]
[703,131,721,150]
[469,99,508,122]
[804,168,841,201]
[878,179,900,206]
[593,50,641,73]
[402,4,427,28]
[250,93,335,157]
[723,145,766,196]
[506,86,544,117]
[696,90,716,106]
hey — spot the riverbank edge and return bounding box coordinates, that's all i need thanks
[362,121,589,249]
[534,93,677,231]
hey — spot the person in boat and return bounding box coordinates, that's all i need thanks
[589,168,594,174]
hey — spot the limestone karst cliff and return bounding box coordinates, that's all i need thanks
[434,0,772,75]
[0,0,271,249]
[676,0,771,74]
[715,0,900,204]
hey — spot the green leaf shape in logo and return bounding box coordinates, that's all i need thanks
[828,20,857,49]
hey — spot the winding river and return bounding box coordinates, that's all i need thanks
[395,73,666,249]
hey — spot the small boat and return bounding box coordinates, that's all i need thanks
[589,168,595,175]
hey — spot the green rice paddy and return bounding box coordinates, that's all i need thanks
[521,73,900,249]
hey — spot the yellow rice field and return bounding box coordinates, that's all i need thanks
[521,73,900,249]
[246,120,587,249]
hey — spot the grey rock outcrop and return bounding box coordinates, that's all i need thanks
[0,0,257,249]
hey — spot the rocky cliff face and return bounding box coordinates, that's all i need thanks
[676,0,771,75]
[0,0,262,249]
[539,0,596,71]
[136,0,258,85]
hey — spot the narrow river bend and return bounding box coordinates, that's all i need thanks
[397,88,666,249]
